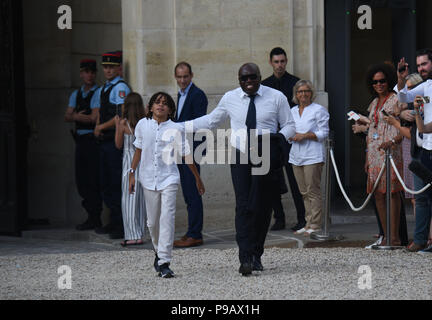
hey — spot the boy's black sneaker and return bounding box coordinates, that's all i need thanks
[158,263,174,278]
[154,254,160,272]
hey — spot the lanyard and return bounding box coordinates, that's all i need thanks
[373,94,391,127]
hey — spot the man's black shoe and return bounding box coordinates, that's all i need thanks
[239,262,252,276]
[158,263,175,278]
[154,254,160,272]
[270,219,286,231]
[291,222,306,232]
[252,256,264,271]
[76,219,101,231]
[95,224,114,234]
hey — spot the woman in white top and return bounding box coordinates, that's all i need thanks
[128,92,205,278]
[289,80,330,236]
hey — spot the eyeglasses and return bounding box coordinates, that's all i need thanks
[297,90,312,94]
[239,74,258,82]
[372,79,387,85]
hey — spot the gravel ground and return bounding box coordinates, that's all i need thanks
[1,248,431,300]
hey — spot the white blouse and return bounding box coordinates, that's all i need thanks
[289,103,330,166]
[134,118,190,191]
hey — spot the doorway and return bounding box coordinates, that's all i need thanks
[326,0,416,199]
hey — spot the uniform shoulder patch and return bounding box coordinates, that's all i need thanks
[119,91,126,98]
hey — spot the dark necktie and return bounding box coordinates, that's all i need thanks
[175,93,181,120]
[245,95,257,130]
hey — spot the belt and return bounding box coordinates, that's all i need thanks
[76,133,95,139]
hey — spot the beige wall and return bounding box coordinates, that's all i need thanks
[123,0,325,98]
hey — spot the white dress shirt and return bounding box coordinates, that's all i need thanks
[289,103,330,166]
[394,80,432,150]
[186,85,296,152]
[134,118,190,191]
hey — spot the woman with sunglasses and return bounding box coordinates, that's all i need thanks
[357,63,405,246]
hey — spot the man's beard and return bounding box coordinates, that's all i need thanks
[422,70,432,81]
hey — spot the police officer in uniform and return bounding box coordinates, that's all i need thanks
[64,59,102,230]
[93,51,131,239]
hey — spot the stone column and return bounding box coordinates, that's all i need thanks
[122,0,176,99]
[293,0,327,107]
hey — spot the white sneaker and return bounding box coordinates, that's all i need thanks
[294,228,307,235]
[365,236,383,249]
[418,244,432,255]
[304,228,321,236]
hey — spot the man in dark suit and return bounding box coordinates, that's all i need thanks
[173,62,208,248]
[262,47,306,232]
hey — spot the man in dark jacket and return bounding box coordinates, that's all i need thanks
[262,47,306,231]
[173,62,208,248]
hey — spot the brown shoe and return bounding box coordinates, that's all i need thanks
[173,237,203,248]
[406,242,426,252]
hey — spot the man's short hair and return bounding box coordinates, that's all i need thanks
[175,62,192,75]
[269,47,287,60]
[416,48,432,62]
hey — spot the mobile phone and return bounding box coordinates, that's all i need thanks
[381,110,389,116]
[347,111,360,121]
[398,65,407,73]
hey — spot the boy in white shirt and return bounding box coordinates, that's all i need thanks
[128,92,205,278]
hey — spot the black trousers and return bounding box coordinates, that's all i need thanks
[178,163,204,239]
[230,137,282,264]
[272,143,306,224]
[372,192,408,246]
[99,139,123,229]
[75,134,102,222]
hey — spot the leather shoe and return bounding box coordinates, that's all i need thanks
[173,237,203,248]
[270,219,285,231]
[252,256,264,271]
[239,262,252,276]
[406,242,426,252]
[76,219,101,231]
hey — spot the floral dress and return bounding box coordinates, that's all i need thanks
[366,93,403,194]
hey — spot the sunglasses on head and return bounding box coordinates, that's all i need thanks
[372,79,387,85]
[239,74,258,82]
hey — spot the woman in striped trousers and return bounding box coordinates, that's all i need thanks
[115,92,147,246]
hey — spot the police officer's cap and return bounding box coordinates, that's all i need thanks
[80,59,97,72]
[102,52,122,66]
[115,50,123,64]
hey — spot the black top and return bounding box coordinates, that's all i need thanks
[261,72,300,107]
[99,80,129,140]
[75,88,96,131]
